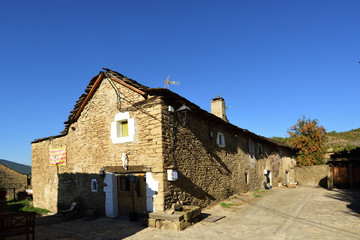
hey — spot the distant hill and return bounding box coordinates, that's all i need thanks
[270,128,360,153]
[0,159,31,176]
[327,128,360,152]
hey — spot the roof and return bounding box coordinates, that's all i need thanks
[0,159,31,176]
[31,68,292,150]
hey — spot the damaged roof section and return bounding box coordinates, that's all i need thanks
[31,68,291,150]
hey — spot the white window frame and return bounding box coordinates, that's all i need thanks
[111,112,135,144]
[217,132,225,147]
[249,140,255,158]
[91,179,98,192]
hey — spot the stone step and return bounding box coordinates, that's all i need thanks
[148,212,184,222]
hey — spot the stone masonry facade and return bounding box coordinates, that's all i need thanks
[0,164,28,198]
[32,76,165,214]
[31,69,296,216]
[161,101,295,208]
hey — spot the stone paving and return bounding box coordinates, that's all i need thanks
[9,187,360,240]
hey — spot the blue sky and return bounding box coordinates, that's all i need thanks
[1,1,359,166]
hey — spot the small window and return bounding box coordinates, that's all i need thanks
[111,112,135,144]
[217,132,225,147]
[245,172,249,184]
[119,176,131,191]
[249,140,255,158]
[117,120,129,138]
[91,179,98,192]
[258,144,263,156]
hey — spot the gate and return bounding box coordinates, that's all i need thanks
[332,161,360,189]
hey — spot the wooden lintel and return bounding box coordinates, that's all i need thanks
[104,165,151,173]
[108,76,146,96]
[73,74,103,121]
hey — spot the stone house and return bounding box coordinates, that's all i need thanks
[31,68,295,217]
[0,159,31,200]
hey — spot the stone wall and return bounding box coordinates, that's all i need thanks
[32,74,297,214]
[294,165,330,188]
[0,164,28,199]
[161,102,296,208]
[32,78,165,213]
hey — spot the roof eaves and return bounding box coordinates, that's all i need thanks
[32,69,152,144]
[148,88,292,150]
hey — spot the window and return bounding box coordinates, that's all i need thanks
[119,176,131,191]
[91,179,98,192]
[245,172,249,184]
[111,112,135,143]
[249,140,255,158]
[117,120,129,138]
[217,132,225,147]
[258,144,263,156]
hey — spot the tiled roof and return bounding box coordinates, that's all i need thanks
[32,68,292,150]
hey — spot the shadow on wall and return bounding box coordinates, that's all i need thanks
[171,172,216,205]
[57,173,106,217]
[325,189,360,215]
[318,177,328,189]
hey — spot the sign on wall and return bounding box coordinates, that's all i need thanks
[49,147,67,166]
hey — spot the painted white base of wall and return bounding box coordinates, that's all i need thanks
[146,172,159,212]
[104,173,118,218]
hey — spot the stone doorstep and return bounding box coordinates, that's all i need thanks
[148,218,191,231]
[148,212,184,222]
[148,207,201,231]
[175,206,201,221]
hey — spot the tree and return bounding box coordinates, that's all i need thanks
[288,116,327,166]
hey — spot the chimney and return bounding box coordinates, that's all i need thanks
[211,95,228,122]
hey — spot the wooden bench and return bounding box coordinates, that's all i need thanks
[0,212,36,240]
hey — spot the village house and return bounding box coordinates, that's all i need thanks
[0,159,31,200]
[31,68,296,218]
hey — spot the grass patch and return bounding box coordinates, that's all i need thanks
[6,200,50,215]
[252,193,261,198]
[256,190,267,192]
[220,202,241,208]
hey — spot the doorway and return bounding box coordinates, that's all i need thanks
[117,173,146,217]
[264,170,272,188]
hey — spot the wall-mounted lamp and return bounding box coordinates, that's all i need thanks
[167,166,178,181]
[176,104,191,126]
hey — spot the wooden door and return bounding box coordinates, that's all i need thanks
[333,166,350,188]
[117,174,147,217]
[117,175,133,216]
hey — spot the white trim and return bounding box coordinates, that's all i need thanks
[104,173,118,218]
[146,172,158,212]
[217,132,225,147]
[91,179,98,192]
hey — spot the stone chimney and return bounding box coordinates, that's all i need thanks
[211,95,228,122]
